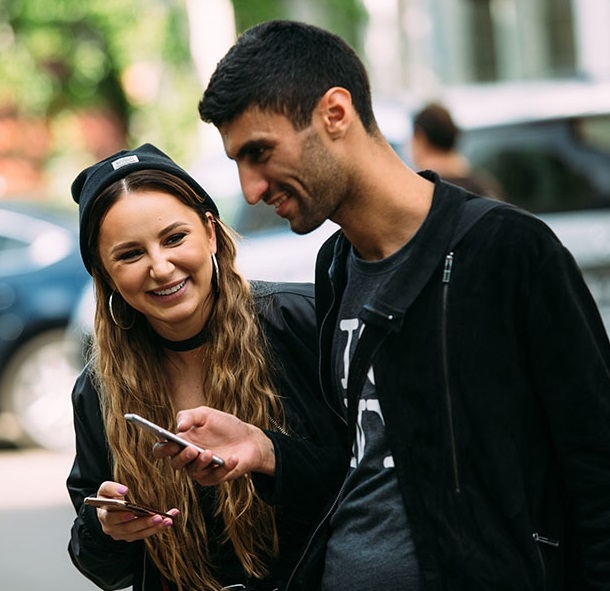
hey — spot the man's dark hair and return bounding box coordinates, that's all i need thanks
[199,20,378,134]
[413,102,460,151]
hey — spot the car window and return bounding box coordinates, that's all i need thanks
[464,116,610,214]
[577,114,610,153]
[472,145,598,212]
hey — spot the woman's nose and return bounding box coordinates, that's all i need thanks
[149,252,174,279]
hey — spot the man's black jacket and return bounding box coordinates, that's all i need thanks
[312,173,610,590]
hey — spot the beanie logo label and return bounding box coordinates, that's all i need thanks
[112,155,139,170]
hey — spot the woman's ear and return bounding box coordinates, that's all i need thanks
[205,212,218,255]
[317,87,353,139]
[93,267,116,293]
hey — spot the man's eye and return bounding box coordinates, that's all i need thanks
[249,147,267,163]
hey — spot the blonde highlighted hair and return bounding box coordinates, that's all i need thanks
[85,170,285,590]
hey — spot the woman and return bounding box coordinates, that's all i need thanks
[67,144,344,591]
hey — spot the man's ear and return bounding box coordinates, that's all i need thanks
[318,87,352,139]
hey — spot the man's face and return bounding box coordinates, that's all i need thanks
[219,107,349,235]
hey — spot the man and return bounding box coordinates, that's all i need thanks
[410,102,503,199]
[184,20,610,590]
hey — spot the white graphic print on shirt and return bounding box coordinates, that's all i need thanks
[338,317,394,469]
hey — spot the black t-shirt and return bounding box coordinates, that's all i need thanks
[322,242,423,591]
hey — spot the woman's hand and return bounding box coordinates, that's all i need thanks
[152,406,277,486]
[93,481,179,542]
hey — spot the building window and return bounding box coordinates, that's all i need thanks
[544,0,576,77]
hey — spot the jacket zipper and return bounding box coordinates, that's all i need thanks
[319,261,347,426]
[441,252,461,494]
[141,551,147,590]
[532,533,559,590]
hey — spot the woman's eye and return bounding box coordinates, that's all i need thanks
[166,232,186,246]
[117,249,142,261]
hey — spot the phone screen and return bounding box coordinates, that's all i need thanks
[124,413,225,467]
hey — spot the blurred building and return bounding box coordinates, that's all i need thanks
[364,0,610,95]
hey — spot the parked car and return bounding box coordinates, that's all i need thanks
[376,79,610,332]
[0,200,90,451]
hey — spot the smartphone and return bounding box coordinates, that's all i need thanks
[84,496,174,519]
[124,412,225,467]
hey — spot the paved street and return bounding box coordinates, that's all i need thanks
[0,447,100,591]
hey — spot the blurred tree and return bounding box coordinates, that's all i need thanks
[232,0,367,53]
[3,0,194,106]
[0,0,200,199]
[0,0,367,200]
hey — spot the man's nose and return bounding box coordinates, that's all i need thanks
[238,166,269,205]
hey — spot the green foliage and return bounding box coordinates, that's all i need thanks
[232,0,290,33]
[321,0,368,51]
[0,0,192,122]
[231,0,368,54]
[0,0,370,201]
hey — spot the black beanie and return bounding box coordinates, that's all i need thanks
[71,143,219,274]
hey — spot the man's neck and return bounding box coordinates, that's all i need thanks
[336,166,435,261]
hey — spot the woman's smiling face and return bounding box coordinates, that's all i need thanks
[98,189,217,339]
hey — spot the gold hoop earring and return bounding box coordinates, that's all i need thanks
[212,253,220,293]
[108,291,135,330]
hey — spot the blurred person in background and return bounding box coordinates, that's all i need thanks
[66,143,344,591]
[194,19,610,591]
[410,102,503,199]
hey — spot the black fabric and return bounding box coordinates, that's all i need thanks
[286,189,502,591]
[67,281,345,591]
[309,171,610,590]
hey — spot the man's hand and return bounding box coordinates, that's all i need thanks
[152,406,277,486]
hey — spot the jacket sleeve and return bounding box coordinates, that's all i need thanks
[66,367,142,590]
[250,282,347,515]
[523,223,610,589]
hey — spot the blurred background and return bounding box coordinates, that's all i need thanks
[1,1,610,589]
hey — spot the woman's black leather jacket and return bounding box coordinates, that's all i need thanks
[67,281,345,591]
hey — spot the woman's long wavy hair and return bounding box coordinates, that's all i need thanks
[84,170,285,590]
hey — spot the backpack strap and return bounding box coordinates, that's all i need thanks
[346,196,505,428]
[449,196,505,250]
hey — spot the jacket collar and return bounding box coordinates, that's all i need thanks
[326,171,468,332]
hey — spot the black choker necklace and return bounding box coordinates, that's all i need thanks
[152,326,210,352]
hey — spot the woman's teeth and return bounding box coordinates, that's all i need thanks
[154,280,185,296]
